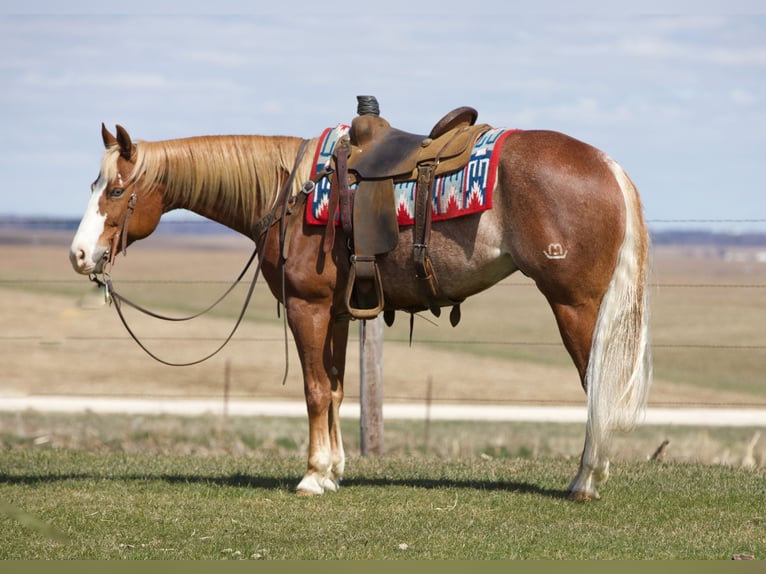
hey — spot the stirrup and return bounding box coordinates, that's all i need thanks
[345,256,385,320]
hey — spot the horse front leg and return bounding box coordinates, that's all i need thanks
[288,298,348,496]
[327,318,350,485]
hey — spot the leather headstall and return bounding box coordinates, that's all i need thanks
[108,191,137,268]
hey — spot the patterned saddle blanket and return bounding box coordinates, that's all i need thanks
[306,125,516,226]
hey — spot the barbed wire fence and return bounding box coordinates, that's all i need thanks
[1,217,765,410]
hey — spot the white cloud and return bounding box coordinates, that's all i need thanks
[711,47,766,66]
[20,71,172,90]
[730,88,759,106]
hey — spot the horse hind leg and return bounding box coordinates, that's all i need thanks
[550,241,652,501]
[548,300,610,501]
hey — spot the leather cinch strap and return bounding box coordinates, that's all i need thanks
[411,126,466,311]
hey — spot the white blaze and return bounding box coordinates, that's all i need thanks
[69,177,108,274]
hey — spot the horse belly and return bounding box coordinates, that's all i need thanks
[377,215,517,310]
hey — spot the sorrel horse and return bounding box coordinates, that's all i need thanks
[69,110,651,501]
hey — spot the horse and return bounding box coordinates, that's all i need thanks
[68,110,652,501]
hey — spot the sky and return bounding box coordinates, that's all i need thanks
[2,2,765,232]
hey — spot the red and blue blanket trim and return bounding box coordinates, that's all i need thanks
[306,125,517,226]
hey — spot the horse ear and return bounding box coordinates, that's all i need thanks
[102,123,117,149]
[115,124,134,160]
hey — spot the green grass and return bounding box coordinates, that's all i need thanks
[1,451,763,559]
[0,413,764,559]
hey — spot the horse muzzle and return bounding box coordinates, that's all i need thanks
[69,242,108,275]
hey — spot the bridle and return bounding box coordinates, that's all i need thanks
[89,139,327,369]
[107,190,137,268]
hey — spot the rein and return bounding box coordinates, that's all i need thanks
[91,139,321,368]
[91,242,266,367]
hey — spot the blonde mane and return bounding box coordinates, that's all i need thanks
[103,135,312,230]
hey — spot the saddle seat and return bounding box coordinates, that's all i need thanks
[346,105,487,183]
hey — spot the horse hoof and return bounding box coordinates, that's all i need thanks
[321,478,339,492]
[568,490,599,502]
[296,488,321,497]
[296,474,325,496]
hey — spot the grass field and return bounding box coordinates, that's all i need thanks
[0,413,765,560]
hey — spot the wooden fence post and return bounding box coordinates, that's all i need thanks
[359,315,384,455]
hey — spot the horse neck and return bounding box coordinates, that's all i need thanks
[147,135,313,238]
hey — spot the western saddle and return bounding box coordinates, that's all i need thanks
[326,95,490,326]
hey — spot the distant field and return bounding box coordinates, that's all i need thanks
[1,227,764,408]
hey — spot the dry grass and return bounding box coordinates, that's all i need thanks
[1,410,763,468]
[1,227,765,408]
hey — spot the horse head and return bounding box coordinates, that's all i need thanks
[69,124,164,275]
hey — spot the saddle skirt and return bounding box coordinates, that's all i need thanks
[307,124,517,227]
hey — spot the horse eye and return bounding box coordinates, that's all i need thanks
[109,187,125,198]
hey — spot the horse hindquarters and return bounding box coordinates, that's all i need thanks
[498,131,651,499]
[570,158,652,500]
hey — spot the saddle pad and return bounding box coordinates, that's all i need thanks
[306,124,517,227]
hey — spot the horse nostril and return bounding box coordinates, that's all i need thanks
[70,247,86,269]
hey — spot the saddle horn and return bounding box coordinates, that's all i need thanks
[356,95,380,117]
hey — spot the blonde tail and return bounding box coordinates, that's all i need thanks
[586,157,653,454]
